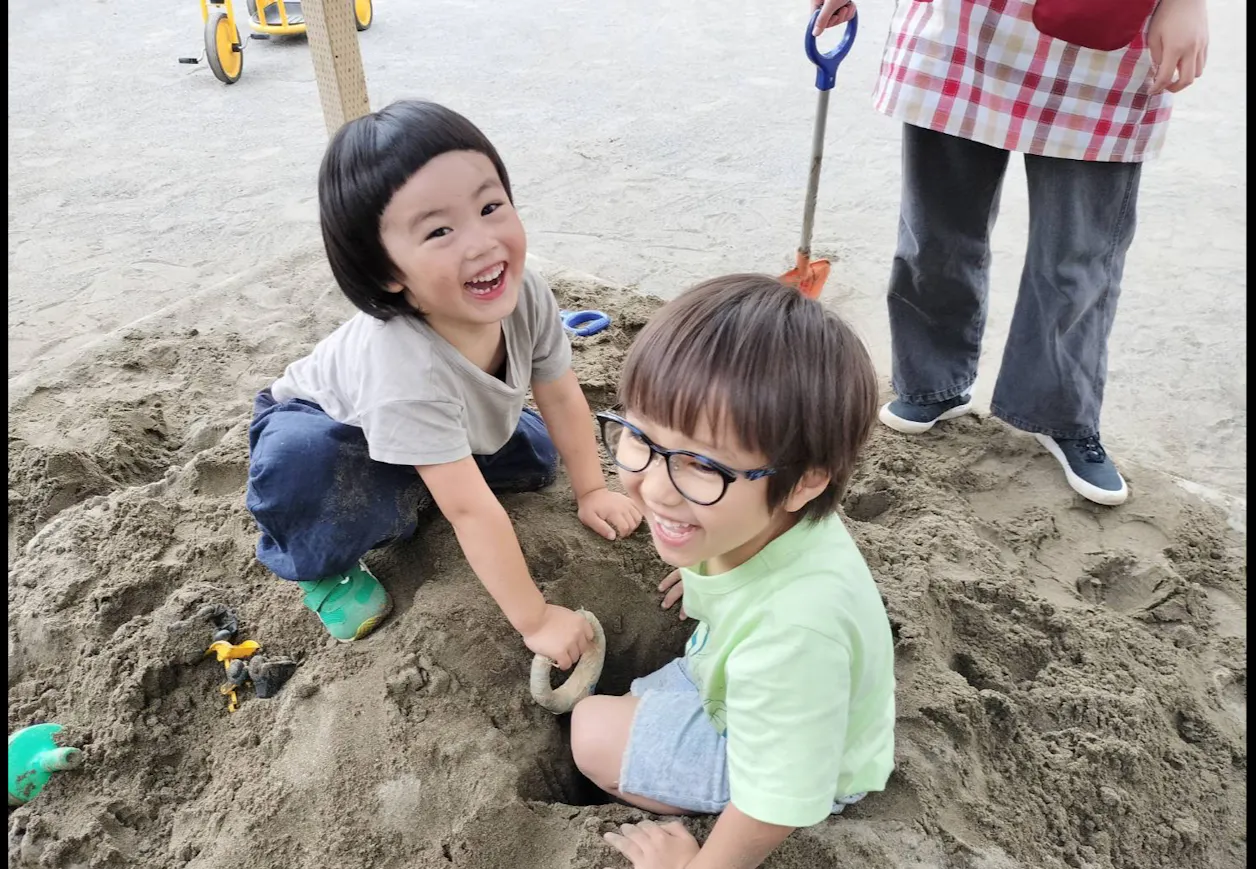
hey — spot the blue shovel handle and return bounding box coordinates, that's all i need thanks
[805,8,858,91]
[559,309,612,337]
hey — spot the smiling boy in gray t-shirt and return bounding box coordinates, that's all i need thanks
[246,100,641,667]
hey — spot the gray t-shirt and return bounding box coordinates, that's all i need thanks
[270,268,572,466]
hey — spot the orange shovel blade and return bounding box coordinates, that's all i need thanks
[779,251,831,300]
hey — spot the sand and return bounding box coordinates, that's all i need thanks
[7,259,1246,869]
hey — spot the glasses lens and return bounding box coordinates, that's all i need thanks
[603,419,652,472]
[667,454,727,505]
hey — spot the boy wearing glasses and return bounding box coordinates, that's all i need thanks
[571,274,896,869]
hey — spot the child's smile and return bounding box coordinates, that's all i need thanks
[652,514,700,547]
[464,260,509,301]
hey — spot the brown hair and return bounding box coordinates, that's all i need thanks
[618,274,878,522]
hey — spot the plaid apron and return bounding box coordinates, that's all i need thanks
[873,0,1173,162]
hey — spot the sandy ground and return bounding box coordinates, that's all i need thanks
[6,263,1248,869]
[6,1,1248,868]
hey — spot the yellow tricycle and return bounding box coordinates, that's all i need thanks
[188,0,373,84]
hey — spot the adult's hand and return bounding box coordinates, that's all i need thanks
[811,0,856,35]
[1148,0,1209,94]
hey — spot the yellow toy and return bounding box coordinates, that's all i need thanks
[188,0,373,85]
[206,639,261,712]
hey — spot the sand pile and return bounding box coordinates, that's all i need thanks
[7,265,1246,869]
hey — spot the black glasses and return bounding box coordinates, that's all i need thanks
[596,412,776,506]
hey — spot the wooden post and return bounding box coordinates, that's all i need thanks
[303,0,370,136]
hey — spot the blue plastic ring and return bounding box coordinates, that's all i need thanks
[559,309,612,337]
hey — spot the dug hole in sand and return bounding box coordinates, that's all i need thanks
[6,256,1246,869]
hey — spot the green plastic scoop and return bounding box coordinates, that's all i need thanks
[8,723,84,806]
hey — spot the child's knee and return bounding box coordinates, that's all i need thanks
[248,410,371,513]
[536,456,559,489]
[518,410,559,478]
[570,696,621,787]
[527,437,559,489]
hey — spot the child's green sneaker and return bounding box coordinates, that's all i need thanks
[297,562,393,642]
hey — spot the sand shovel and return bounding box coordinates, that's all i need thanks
[779,9,859,299]
[529,610,606,714]
[8,723,85,806]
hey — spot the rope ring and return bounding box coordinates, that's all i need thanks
[529,610,606,714]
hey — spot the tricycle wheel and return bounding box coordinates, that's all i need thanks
[205,11,244,84]
[353,0,373,31]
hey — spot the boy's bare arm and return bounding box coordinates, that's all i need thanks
[530,369,605,499]
[416,457,592,669]
[531,369,643,540]
[604,805,793,869]
[691,805,793,869]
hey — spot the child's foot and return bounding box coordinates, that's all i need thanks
[297,562,393,642]
[879,394,973,434]
[1034,433,1129,506]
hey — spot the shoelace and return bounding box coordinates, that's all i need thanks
[1077,435,1107,463]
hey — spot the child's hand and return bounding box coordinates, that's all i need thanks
[603,820,700,869]
[577,488,644,541]
[658,570,687,621]
[522,604,594,670]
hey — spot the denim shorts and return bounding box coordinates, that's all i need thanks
[619,657,865,816]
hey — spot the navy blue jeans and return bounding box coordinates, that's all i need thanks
[246,389,558,582]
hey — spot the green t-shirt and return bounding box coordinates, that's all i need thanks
[681,512,896,828]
